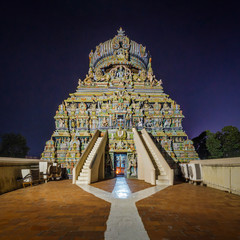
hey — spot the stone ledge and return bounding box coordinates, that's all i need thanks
[0,157,41,166]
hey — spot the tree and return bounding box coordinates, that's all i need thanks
[192,126,240,159]
[192,131,210,159]
[0,133,29,158]
[220,126,240,158]
[206,131,223,159]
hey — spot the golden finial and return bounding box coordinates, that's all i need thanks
[117,27,125,36]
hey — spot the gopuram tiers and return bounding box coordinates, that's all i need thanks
[41,28,199,176]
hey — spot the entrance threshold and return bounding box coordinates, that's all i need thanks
[112,176,131,199]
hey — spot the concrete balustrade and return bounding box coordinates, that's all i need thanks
[89,131,108,183]
[141,129,174,185]
[72,130,100,184]
[133,128,156,185]
[73,130,108,185]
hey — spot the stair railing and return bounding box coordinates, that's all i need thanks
[141,128,174,185]
[72,130,100,184]
[133,128,156,185]
[89,131,108,183]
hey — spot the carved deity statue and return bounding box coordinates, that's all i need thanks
[95,68,105,81]
[102,117,108,127]
[78,78,83,87]
[143,100,149,109]
[71,119,76,128]
[116,66,124,78]
[139,70,147,81]
[147,69,154,83]
[79,102,86,110]
[161,102,169,115]
[59,118,65,128]
[84,68,94,83]
[70,103,76,113]
[128,155,137,176]
[154,102,161,111]
[115,48,128,61]
[163,118,171,128]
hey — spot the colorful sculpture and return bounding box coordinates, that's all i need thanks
[41,28,199,177]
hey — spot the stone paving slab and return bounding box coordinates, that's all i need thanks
[0,180,110,240]
[136,183,240,240]
[90,178,116,193]
[90,178,153,194]
[126,178,153,193]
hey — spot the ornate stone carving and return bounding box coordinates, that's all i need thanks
[41,28,199,176]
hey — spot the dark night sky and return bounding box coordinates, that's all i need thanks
[1,0,240,157]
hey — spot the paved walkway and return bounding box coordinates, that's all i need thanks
[77,177,168,240]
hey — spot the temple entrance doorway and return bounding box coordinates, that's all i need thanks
[114,153,127,176]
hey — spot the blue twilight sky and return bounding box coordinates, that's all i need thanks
[1,0,240,156]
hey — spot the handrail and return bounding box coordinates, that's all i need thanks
[72,130,100,184]
[86,131,108,183]
[133,128,156,185]
[141,128,174,185]
[89,131,108,169]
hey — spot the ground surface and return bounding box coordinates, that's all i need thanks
[126,178,153,193]
[137,183,240,240]
[1,180,240,240]
[0,180,110,240]
[90,178,152,193]
[90,178,116,192]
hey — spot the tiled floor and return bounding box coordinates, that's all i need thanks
[1,179,240,240]
[0,180,110,240]
[126,178,153,193]
[136,183,240,240]
[90,178,116,193]
[90,178,153,193]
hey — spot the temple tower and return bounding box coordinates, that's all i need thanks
[41,28,199,179]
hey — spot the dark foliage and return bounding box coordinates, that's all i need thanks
[192,131,210,159]
[0,133,29,158]
[193,126,240,159]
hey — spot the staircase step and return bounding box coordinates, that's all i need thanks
[158,175,168,180]
[76,180,88,185]
[156,179,169,185]
[75,136,104,186]
[78,175,88,180]
[80,172,88,177]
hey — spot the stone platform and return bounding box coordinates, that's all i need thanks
[0,179,240,240]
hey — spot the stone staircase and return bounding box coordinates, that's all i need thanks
[76,137,103,185]
[142,134,171,185]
